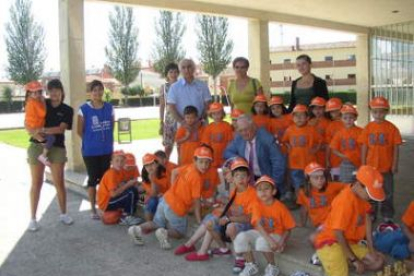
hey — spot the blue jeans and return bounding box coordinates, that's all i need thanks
[145,196,159,215]
[106,186,138,215]
[153,198,187,235]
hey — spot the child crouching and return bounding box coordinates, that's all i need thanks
[234,175,296,276]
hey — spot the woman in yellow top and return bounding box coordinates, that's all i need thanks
[227,57,263,114]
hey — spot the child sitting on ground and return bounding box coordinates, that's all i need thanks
[314,165,385,276]
[402,201,414,270]
[234,175,296,276]
[330,105,362,183]
[140,153,170,222]
[201,102,234,168]
[97,150,142,226]
[128,146,212,249]
[154,150,177,175]
[358,96,402,223]
[124,152,140,182]
[251,95,270,129]
[175,105,205,165]
[24,81,55,166]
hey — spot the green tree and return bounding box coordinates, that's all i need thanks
[152,11,186,77]
[196,15,233,100]
[105,6,140,106]
[5,0,46,85]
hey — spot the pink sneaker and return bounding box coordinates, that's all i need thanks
[37,155,51,166]
[210,248,231,256]
[174,244,196,255]
[185,252,209,262]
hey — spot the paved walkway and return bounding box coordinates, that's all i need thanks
[0,138,413,276]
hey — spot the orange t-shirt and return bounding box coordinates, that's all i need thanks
[309,117,330,166]
[142,173,170,197]
[97,168,126,210]
[282,124,322,170]
[253,114,270,129]
[330,126,363,167]
[176,125,204,165]
[25,98,46,129]
[325,120,344,168]
[163,164,203,216]
[402,201,414,233]
[314,186,372,249]
[267,116,291,143]
[201,121,234,168]
[200,166,220,199]
[358,120,402,173]
[123,166,140,181]
[296,182,345,227]
[229,186,258,216]
[251,200,296,235]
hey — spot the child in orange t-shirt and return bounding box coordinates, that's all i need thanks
[123,152,140,182]
[175,158,257,274]
[251,94,270,129]
[24,81,55,166]
[128,146,212,250]
[358,97,402,223]
[282,104,322,194]
[314,165,385,276]
[140,153,170,222]
[297,162,345,228]
[231,108,245,131]
[402,201,414,267]
[201,102,234,168]
[266,96,290,150]
[175,105,205,165]
[308,97,330,167]
[325,97,344,181]
[330,105,362,183]
[154,150,177,177]
[97,151,141,226]
[234,176,296,276]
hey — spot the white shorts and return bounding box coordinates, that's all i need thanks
[234,229,281,253]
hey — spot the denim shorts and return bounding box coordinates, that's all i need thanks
[202,214,252,234]
[144,196,159,215]
[290,169,305,190]
[153,198,187,235]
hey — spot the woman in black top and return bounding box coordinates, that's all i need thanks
[26,79,74,231]
[288,54,329,113]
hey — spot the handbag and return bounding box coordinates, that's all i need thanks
[218,190,237,242]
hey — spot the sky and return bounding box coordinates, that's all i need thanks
[0,0,356,79]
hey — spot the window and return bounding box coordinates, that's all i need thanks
[348,74,356,79]
[283,58,291,63]
[348,55,356,61]
[283,76,292,81]
[325,56,333,61]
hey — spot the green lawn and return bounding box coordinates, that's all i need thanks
[0,119,161,148]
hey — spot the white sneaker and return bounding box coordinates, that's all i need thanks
[239,262,259,276]
[128,226,144,245]
[155,228,171,250]
[264,264,280,276]
[59,214,74,225]
[28,219,39,232]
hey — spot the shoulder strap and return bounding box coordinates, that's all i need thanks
[252,78,258,95]
[219,190,237,218]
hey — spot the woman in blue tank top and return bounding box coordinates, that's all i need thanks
[77,80,114,219]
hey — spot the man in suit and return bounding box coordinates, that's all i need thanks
[224,115,286,196]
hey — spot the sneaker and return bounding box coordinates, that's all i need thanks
[185,252,209,261]
[174,244,196,255]
[264,264,280,276]
[128,226,144,245]
[119,216,143,226]
[209,247,231,256]
[309,252,321,266]
[232,259,246,274]
[239,262,259,276]
[37,155,51,166]
[59,214,74,225]
[155,228,171,250]
[28,219,39,232]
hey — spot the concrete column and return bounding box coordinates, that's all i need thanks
[248,19,271,96]
[59,0,86,172]
[356,34,371,126]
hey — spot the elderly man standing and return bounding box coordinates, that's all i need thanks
[224,115,286,195]
[167,59,212,124]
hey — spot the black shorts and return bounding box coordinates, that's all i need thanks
[83,154,111,187]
